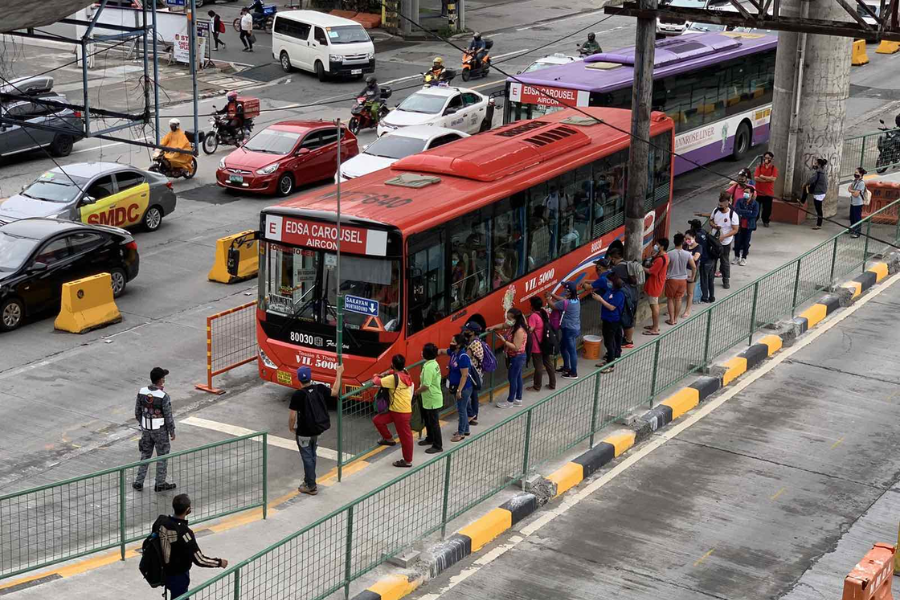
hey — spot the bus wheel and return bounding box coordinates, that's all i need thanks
[731,122,751,161]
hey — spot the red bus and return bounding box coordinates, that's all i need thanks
[255,107,674,391]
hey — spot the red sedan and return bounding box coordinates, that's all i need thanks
[216,121,359,196]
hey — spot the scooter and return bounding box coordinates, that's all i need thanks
[149,150,197,179]
[202,113,255,154]
[876,118,900,173]
[348,86,392,135]
[461,39,493,82]
[422,68,455,88]
[232,4,276,33]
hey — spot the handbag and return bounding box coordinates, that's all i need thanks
[863,188,872,206]
[249,32,257,44]
[549,300,568,331]
[374,373,397,414]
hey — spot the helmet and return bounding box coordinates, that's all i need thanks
[169,118,180,128]
[473,32,481,40]
[227,91,238,101]
[433,57,443,66]
[366,75,377,85]
[588,32,596,41]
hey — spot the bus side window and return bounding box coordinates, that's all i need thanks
[524,182,554,272]
[491,198,525,289]
[408,230,447,335]
[558,170,587,254]
[449,211,490,311]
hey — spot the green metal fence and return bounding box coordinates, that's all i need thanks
[841,128,900,180]
[179,197,900,600]
[0,432,267,580]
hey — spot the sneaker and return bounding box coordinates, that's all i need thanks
[563,373,578,379]
[731,256,739,265]
[425,447,442,454]
[708,297,716,303]
[722,281,731,290]
[418,439,433,447]
[298,483,318,496]
[622,341,634,349]
[495,401,510,409]
[763,222,770,228]
[513,399,523,406]
[377,439,397,447]
[154,482,176,492]
[451,433,466,442]
[739,257,747,266]
[812,225,821,230]
[132,482,143,491]
[555,367,567,373]
[600,366,616,374]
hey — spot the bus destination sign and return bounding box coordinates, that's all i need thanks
[509,82,589,108]
[265,215,388,256]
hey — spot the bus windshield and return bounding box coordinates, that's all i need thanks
[262,242,401,333]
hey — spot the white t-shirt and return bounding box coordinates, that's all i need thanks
[711,206,740,246]
[241,13,253,32]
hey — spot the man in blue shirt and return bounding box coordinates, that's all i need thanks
[591,272,625,373]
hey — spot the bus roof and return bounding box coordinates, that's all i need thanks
[508,32,777,93]
[264,107,673,237]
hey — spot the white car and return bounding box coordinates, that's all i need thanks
[519,53,578,74]
[377,87,493,137]
[337,126,469,182]
[657,0,709,36]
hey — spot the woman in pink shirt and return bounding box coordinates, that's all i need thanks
[527,296,556,391]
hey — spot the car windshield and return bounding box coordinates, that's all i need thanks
[523,60,556,73]
[243,129,301,155]
[20,173,88,203]
[688,22,726,31]
[364,135,427,159]
[327,25,370,44]
[397,93,448,115]
[0,231,38,271]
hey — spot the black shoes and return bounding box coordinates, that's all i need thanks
[154,482,177,492]
[132,482,143,491]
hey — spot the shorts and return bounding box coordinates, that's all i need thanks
[648,295,660,305]
[665,279,687,299]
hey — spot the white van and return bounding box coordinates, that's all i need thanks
[272,11,375,81]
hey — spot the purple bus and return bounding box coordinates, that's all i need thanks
[505,32,777,175]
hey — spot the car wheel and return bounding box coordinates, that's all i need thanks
[143,205,163,231]
[280,51,293,73]
[109,268,127,298]
[0,297,25,332]
[277,173,294,196]
[50,135,74,157]
[315,61,327,82]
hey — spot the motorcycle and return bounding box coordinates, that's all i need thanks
[422,68,455,88]
[348,86,392,135]
[202,113,255,155]
[233,4,276,33]
[461,39,493,82]
[149,150,197,180]
[876,118,900,173]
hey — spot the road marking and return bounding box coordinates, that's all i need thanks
[421,268,900,600]
[694,548,715,567]
[831,436,845,449]
[180,416,339,460]
[770,487,786,501]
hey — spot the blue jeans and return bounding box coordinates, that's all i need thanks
[296,435,318,488]
[166,572,191,599]
[560,328,579,375]
[734,228,753,259]
[850,204,863,235]
[506,353,527,402]
[456,385,473,435]
[468,387,480,419]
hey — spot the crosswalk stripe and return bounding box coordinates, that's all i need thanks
[181,416,339,460]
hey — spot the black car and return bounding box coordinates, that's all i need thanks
[0,218,140,331]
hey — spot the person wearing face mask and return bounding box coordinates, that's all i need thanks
[592,272,626,372]
[460,322,485,426]
[725,169,756,204]
[417,343,443,454]
[754,151,778,227]
[487,308,529,407]
[446,334,473,441]
[733,184,759,266]
[848,167,868,238]
[546,281,581,379]
[133,367,176,492]
[642,238,669,335]
[451,251,466,307]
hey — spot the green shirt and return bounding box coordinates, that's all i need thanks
[420,359,443,410]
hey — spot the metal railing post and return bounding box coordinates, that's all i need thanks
[337,394,344,482]
[863,220,871,271]
[702,308,713,366]
[440,454,452,539]
[791,257,802,314]
[649,341,660,405]
[344,506,354,600]
[589,372,602,448]
[118,469,126,561]
[489,330,496,404]
[748,282,759,346]
[829,236,839,284]
[233,568,241,600]
[860,134,866,173]
[262,433,268,519]
[521,409,533,485]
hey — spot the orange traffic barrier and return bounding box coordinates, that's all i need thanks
[842,543,894,600]
[863,180,900,224]
[853,40,870,66]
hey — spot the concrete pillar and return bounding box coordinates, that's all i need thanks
[768,0,799,201]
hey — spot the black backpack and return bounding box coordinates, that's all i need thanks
[539,311,559,355]
[139,528,166,589]
[301,386,331,436]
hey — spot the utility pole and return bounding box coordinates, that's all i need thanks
[624,0,656,261]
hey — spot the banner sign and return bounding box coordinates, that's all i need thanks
[264,215,388,256]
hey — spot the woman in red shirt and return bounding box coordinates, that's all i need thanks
[753,151,778,227]
[642,238,669,335]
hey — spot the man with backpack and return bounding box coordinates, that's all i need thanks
[708,192,739,290]
[289,364,343,495]
[207,10,226,51]
[461,321,496,426]
[145,494,228,598]
[605,246,637,349]
[689,218,718,303]
[133,367,176,492]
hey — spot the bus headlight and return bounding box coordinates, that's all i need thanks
[258,347,277,368]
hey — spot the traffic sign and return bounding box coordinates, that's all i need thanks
[165,0,185,6]
[344,295,379,316]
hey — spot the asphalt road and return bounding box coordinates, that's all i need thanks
[407,274,900,600]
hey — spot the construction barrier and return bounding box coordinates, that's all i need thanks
[54,273,122,333]
[853,39,870,66]
[196,301,257,394]
[842,543,894,600]
[863,180,900,224]
[208,230,258,284]
[877,40,900,54]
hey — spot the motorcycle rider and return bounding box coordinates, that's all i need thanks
[358,76,382,122]
[580,32,601,55]
[250,0,264,16]
[468,32,486,71]
[215,91,245,142]
[159,118,192,174]
[425,57,447,84]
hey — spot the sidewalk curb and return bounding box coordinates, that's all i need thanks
[348,254,899,600]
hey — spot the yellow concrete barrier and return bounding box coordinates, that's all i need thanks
[877,40,900,54]
[852,40,869,66]
[54,273,122,333]
[208,230,258,284]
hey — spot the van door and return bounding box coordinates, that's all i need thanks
[292,21,313,71]
[311,26,329,72]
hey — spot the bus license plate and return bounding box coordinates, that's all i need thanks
[351,69,362,75]
[229,174,244,184]
[276,370,292,385]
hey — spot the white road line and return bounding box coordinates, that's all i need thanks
[181,416,339,460]
[420,269,900,599]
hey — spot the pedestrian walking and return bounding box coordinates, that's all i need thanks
[642,238,669,335]
[239,9,254,52]
[546,281,581,379]
[709,192,739,289]
[372,355,416,467]
[805,158,828,230]
[288,364,342,496]
[207,10,226,50]
[688,219,715,303]
[754,151,778,227]
[664,233,696,326]
[417,343,443,454]
[848,167,868,238]
[734,186,760,265]
[461,321,484,426]
[447,334,474,441]
[487,308,529,408]
[682,231,702,318]
[133,367,176,492]
[527,296,556,391]
[592,272,626,372]
[152,494,229,599]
